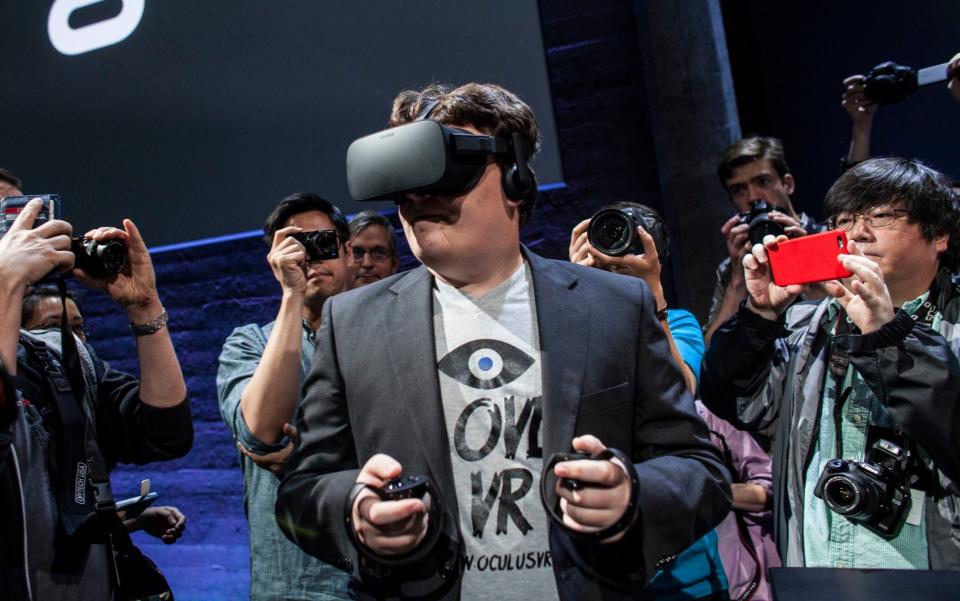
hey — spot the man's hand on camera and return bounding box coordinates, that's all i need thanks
[268,226,309,298]
[237,423,298,477]
[768,211,807,239]
[720,214,751,287]
[76,220,162,322]
[948,52,960,103]
[352,454,430,556]
[842,74,879,126]
[822,241,894,334]
[742,234,805,320]
[568,218,600,268]
[0,198,74,288]
[553,435,632,544]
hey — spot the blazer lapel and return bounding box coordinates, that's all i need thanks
[380,267,460,518]
[526,251,588,457]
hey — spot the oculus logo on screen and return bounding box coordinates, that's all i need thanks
[48,0,145,56]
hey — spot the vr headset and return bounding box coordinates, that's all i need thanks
[346,119,534,203]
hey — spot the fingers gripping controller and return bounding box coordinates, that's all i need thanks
[539,448,640,541]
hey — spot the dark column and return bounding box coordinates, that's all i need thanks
[632,0,741,321]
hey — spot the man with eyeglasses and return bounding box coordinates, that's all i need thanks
[701,157,960,570]
[217,192,352,600]
[347,210,400,288]
[704,137,822,346]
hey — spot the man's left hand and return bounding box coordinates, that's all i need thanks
[823,240,895,334]
[74,219,162,321]
[554,435,633,544]
[237,423,298,477]
[132,506,187,544]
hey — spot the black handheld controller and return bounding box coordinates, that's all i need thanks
[549,451,593,491]
[374,475,431,501]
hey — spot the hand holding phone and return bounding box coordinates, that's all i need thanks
[768,229,853,287]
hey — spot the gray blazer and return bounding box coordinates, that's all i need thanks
[276,249,731,600]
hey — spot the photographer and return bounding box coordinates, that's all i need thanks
[701,157,960,569]
[703,137,820,346]
[216,192,352,600]
[0,198,192,598]
[276,82,730,601]
[21,286,187,546]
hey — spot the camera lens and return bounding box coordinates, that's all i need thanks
[95,241,126,274]
[588,209,636,256]
[826,478,858,509]
[823,474,881,519]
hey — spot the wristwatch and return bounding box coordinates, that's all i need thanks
[129,308,169,336]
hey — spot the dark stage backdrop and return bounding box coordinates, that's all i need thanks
[722,0,960,220]
[1,0,562,247]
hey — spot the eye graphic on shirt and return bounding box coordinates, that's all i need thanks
[438,339,534,390]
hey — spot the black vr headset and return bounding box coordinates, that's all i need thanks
[345,119,536,209]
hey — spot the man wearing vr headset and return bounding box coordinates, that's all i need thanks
[277,83,730,600]
[217,193,351,600]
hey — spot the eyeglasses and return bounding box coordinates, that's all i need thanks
[828,208,911,231]
[351,247,394,262]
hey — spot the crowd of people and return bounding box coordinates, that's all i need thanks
[1,52,958,601]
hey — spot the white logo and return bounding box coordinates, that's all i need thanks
[48,0,145,56]
[75,462,88,504]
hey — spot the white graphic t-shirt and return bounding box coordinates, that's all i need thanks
[433,261,557,600]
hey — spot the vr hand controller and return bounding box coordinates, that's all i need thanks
[539,448,641,542]
[344,473,444,565]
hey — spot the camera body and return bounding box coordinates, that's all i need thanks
[71,237,127,279]
[290,230,339,262]
[813,439,912,539]
[739,200,785,245]
[587,207,669,260]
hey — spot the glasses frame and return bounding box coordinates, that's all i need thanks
[351,246,394,262]
[827,208,911,231]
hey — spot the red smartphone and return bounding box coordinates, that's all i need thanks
[768,229,853,286]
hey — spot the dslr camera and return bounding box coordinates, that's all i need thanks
[739,200,785,245]
[290,230,340,262]
[587,207,669,260]
[813,439,912,539]
[864,60,954,105]
[71,237,127,278]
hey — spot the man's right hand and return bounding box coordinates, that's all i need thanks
[720,213,751,269]
[842,74,878,126]
[742,235,805,320]
[0,198,74,289]
[268,226,309,296]
[352,454,430,556]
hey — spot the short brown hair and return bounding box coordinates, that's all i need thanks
[717,136,791,185]
[388,82,541,224]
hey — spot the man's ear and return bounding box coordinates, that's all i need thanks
[783,173,796,196]
[935,232,949,255]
